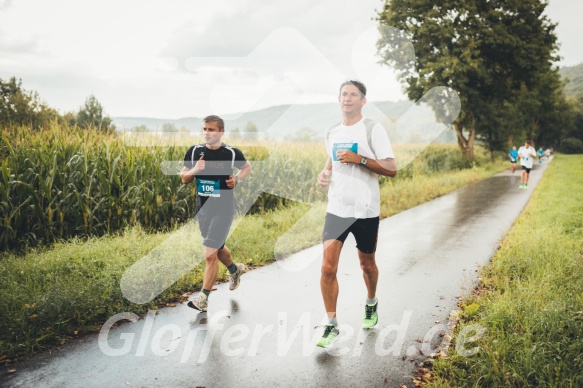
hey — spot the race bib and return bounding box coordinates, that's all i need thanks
[333,143,358,161]
[197,179,220,197]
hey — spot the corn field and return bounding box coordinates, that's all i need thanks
[0,125,330,251]
[1,123,480,252]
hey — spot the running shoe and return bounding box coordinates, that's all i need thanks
[316,324,340,348]
[362,301,378,328]
[229,263,246,291]
[187,293,208,312]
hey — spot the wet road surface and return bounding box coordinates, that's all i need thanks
[2,161,550,388]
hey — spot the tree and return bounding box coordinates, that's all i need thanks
[61,111,78,128]
[162,122,178,133]
[567,93,583,141]
[230,127,241,140]
[244,121,258,141]
[0,76,59,128]
[286,126,317,142]
[377,0,560,160]
[76,95,114,132]
[132,125,150,132]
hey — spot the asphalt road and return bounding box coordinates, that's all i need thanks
[1,159,551,388]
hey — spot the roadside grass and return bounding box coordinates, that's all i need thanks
[427,154,583,387]
[0,153,506,362]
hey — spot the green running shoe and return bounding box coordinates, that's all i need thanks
[316,324,339,348]
[362,301,378,328]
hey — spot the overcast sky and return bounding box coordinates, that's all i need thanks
[1,0,581,119]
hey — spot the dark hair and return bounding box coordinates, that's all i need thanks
[526,140,532,145]
[203,115,225,131]
[339,80,366,98]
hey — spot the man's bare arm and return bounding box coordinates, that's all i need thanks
[335,150,397,177]
[317,157,333,187]
[363,157,397,177]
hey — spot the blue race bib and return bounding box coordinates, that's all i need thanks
[197,179,220,197]
[332,143,358,161]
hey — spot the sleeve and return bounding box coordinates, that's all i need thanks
[325,129,331,158]
[183,146,195,169]
[233,148,247,169]
[370,123,395,160]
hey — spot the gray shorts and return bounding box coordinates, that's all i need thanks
[196,200,235,249]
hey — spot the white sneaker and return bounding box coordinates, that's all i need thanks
[187,293,208,312]
[229,263,246,291]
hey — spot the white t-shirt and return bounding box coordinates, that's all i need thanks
[325,117,395,218]
[518,146,537,169]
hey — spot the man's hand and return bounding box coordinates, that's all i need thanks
[193,154,206,174]
[226,175,236,189]
[180,155,206,185]
[317,169,331,187]
[335,150,361,164]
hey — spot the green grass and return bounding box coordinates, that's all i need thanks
[427,154,583,387]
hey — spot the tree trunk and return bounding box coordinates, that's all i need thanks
[454,119,475,161]
[530,119,539,145]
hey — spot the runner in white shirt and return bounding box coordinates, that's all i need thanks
[315,80,397,347]
[517,140,537,190]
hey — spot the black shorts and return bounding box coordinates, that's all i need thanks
[196,200,235,249]
[322,213,380,254]
[521,165,531,173]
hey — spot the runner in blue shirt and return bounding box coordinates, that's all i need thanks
[508,146,518,173]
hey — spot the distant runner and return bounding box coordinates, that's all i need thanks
[518,140,537,190]
[508,146,518,173]
[180,115,252,312]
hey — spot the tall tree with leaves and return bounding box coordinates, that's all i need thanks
[76,95,115,132]
[0,77,59,128]
[377,0,560,160]
[516,68,570,147]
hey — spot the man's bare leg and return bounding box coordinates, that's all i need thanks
[321,239,343,319]
[358,250,378,299]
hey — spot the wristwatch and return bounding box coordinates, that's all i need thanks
[360,156,368,166]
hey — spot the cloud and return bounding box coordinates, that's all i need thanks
[0,0,402,118]
[0,36,40,55]
[546,0,583,65]
[160,0,383,71]
[152,0,404,116]
[0,0,12,10]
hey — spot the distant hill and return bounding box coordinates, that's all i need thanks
[113,100,414,140]
[560,63,583,97]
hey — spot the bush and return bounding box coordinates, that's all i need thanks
[560,137,583,154]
